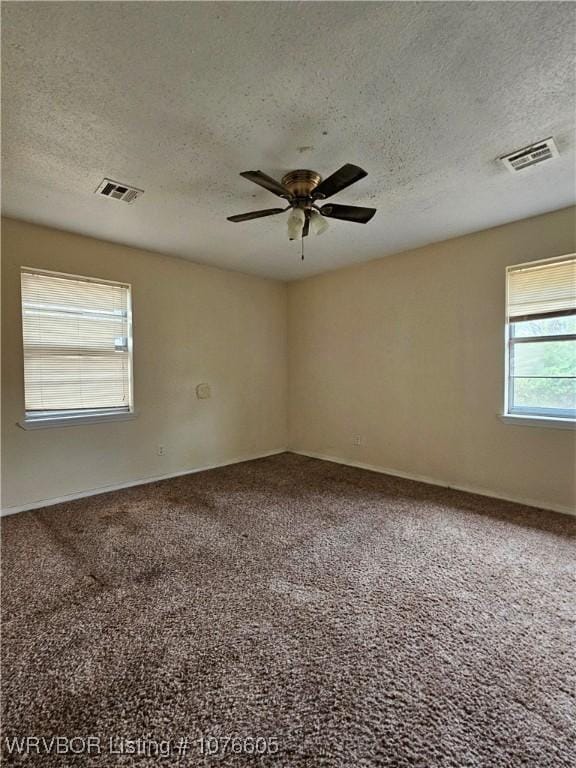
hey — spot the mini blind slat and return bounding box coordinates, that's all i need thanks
[508,258,576,319]
[21,270,132,413]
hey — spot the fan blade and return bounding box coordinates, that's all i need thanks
[227,208,285,223]
[239,171,291,198]
[320,204,376,223]
[313,164,368,199]
[302,210,310,238]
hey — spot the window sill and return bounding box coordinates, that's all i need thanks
[18,411,138,430]
[499,414,576,430]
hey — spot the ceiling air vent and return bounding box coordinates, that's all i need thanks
[95,178,144,203]
[499,137,559,173]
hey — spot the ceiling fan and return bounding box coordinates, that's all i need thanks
[227,164,376,242]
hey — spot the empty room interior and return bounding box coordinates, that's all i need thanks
[1,2,575,766]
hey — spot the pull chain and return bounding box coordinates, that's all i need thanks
[301,235,304,261]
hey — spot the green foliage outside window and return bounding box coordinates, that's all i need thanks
[510,315,575,412]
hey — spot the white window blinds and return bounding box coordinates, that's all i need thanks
[505,255,575,421]
[507,257,576,320]
[21,269,133,416]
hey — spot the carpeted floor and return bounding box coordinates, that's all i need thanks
[1,453,575,767]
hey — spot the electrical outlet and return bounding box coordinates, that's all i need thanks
[157,445,166,456]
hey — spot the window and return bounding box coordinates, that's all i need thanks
[20,268,133,427]
[505,256,575,425]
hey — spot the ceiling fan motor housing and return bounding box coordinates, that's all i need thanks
[281,170,322,201]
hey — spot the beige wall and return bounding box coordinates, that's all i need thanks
[288,207,576,513]
[3,208,575,514]
[1,218,288,510]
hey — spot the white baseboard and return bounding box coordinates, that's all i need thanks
[3,448,573,519]
[290,449,576,518]
[0,449,287,517]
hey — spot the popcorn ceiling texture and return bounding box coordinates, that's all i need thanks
[2,2,575,280]
[1,453,575,767]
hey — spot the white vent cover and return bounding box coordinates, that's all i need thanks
[500,137,559,173]
[95,178,144,203]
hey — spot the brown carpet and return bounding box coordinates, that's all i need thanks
[1,453,575,767]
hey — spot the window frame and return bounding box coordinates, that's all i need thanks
[19,267,135,430]
[502,255,576,429]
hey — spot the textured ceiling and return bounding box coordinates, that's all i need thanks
[2,1,575,281]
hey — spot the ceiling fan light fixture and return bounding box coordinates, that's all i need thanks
[309,209,329,236]
[287,208,306,240]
